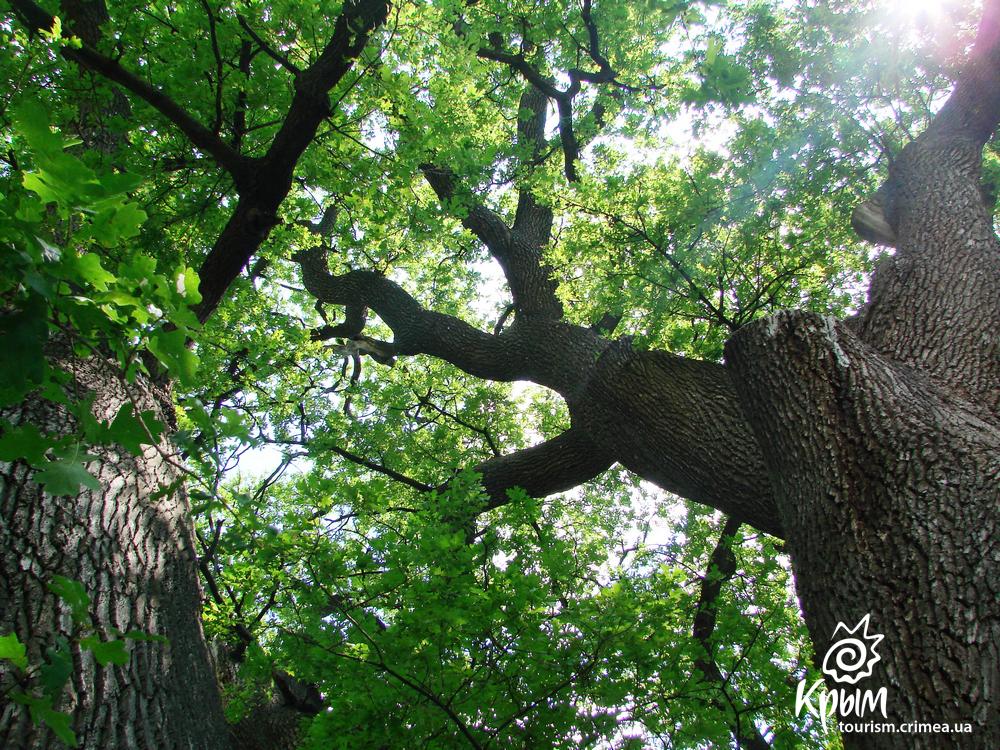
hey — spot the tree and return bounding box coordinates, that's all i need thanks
[0,0,996,748]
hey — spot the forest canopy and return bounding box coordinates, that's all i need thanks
[0,0,996,748]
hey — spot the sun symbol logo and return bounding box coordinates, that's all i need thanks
[821,614,884,685]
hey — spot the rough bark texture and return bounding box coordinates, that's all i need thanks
[0,348,232,749]
[577,343,779,536]
[855,134,1000,416]
[723,4,1000,746]
[727,314,999,749]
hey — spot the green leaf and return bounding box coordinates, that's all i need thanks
[107,405,164,455]
[98,170,144,196]
[148,329,198,386]
[40,15,63,43]
[39,637,73,701]
[35,456,101,496]
[177,267,202,304]
[12,692,78,747]
[91,202,147,247]
[22,172,64,207]
[120,254,157,281]
[74,253,115,291]
[0,423,51,466]
[47,577,90,624]
[705,36,722,65]
[0,632,28,669]
[17,692,78,748]
[13,101,63,157]
[35,235,61,262]
[80,636,129,666]
[0,294,48,406]
[37,704,77,747]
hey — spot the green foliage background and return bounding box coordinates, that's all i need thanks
[0,0,984,746]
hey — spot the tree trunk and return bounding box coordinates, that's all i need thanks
[727,312,999,749]
[0,347,233,749]
[723,14,1000,743]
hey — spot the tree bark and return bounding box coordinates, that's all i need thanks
[722,4,1000,745]
[727,313,999,749]
[0,348,233,749]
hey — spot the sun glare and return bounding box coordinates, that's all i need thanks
[884,0,967,28]
[879,0,975,58]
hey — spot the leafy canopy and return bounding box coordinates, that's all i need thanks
[0,0,980,746]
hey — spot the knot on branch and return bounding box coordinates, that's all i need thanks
[592,334,635,373]
[272,669,323,715]
[328,335,396,366]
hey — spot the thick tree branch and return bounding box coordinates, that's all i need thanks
[297,246,783,536]
[579,342,780,537]
[476,48,562,99]
[924,0,1000,146]
[262,0,388,172]
[854,0,1000,236]
[576,0,613,79]
[854,0,1000,247]
[475,425,615,511]
[512,87,556,249]
[590,312,621,335]
[295,247,528,382]
[193,0,391,320]
[851,0,1000,414]
[421,88,562,319]
[60,0,109,47]
[311,303,366,340]
[692,518,741,671]
[296,244,611,397]
[421,162,565,318]
[420,164,512,255]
